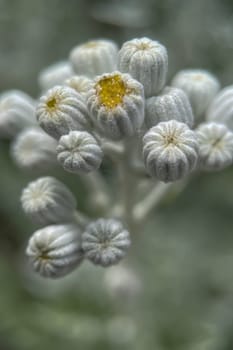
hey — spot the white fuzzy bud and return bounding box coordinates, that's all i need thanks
[206,85,233,131]
[21,176,77,225]
[38,61,74,91]
[11,128,57,171]
[145,87,194,128]
[26,224,83,278]
[36,85,91,140]
[196,122,233,171]
[118,37,168,97]
[64,75,92,97]
[69,39,118,77]
[57,130,103,174]
[82,218,131,267]
[171,69,220,121]
[143,120,199,182]
[0,90,36,138]
[87,71,144,139]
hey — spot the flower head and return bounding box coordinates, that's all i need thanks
[21,176,77,225]
[82,219,131,267]
[36,85,91,139]
[196,122,233,171]
[38,61,73,91]
[143,120,199,182]
[118,37,168,97]
[70,39,118,77]
[87,72,144,139]
[26,224,83,278]
[57,130,103,174]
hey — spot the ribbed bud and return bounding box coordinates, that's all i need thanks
[82,218,131,267]
[206,85,233,130]
[21,176,77,225]
[145,87,194,128]
[143,120,199,182]
[69,39,118,77]
[196,122,233,171]
[36,85,91,140]
[38,61,73,91]
[87,71,144,139]
[64,75,92,97]
[26,224,83,278]
[11,128,57,171]
[0,90,36,138]
[118,37,168,97]
[57,130,103,174]
[171,69,220,121]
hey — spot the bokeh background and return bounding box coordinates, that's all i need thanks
[1,0,233,349]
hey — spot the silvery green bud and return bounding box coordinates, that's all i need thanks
[11,128,57,171]
[82,218,131,267]
[26,224,83,278]
[171,69,220,121]
[21,176,77,225]
[0,90,36,138]
[87,71,144,139]
[196,122,233,171]
[36,85,91,140]
[57,131,103,174]
[143,120,199,182]
[145,87,194,128]
[64,75,92,97]
[118,37,168,97]
[69,39,118,77]
[38,61,73,91]
[206,85,233,130]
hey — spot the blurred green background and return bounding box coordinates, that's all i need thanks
[1,0,233,349]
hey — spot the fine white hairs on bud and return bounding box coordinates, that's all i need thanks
[11,128,57,172]
[171,69,220,121]
[26,224,83,278]
[0,90,36,138]
[36,85,91,140]
[82,218,131,267]
[206,85,233,131]
[145,87,194,128]
[118,37,168,97]
[69,39,118,77]
[64,75,92,97]
[38,61,74,91]
[143,120,199,182]
[21,176,77,225]
[196,122,233,171]
[57,130,103,174]
[87,71,144,139]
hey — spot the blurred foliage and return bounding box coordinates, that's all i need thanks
[1,0,233,349]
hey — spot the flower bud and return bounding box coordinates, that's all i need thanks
[21,176,77,225]
[64,75,92,97]
[118,37,168,97]
[11,127,57,171]
[36,85,91,140]
[57,130,103,174]
[26,224,83,278]
[171,69,220,121]
[206,85,233,130]
[70,39,118,77]
[82,218,131,267]
[38,61,73,91]
[145,86,194,128]
[196,122,233,171]
[143,120,199,182]
[0,90,36,138]
[87,72,144,139]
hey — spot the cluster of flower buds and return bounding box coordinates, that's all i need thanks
[1,37,233,279]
